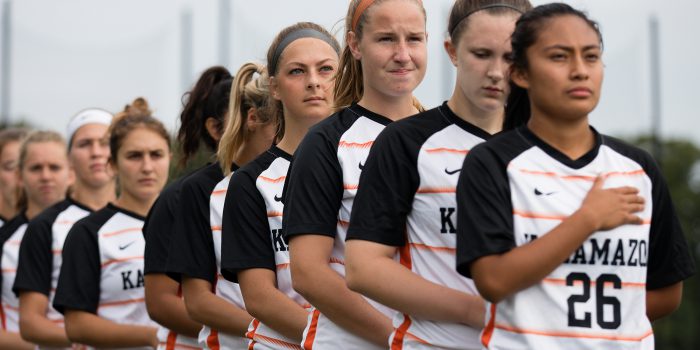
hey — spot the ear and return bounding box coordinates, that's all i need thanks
[347,31,362,60]
[510,66,530,90]
[245,107,259,132]
[269,76,281,101]
[204,117,222,142]
[444,39,458,66]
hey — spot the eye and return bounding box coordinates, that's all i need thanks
[408,35,424,43]
[289,68,304,75]
[149,150,165,159]
[378,36,394,42]
[126,152,143,160]
[549,53,567,61]
[76,140,91,148]
[585,53,600,62]
[319,65,334,73]
[49,164,63,171]
[472,50,491,59]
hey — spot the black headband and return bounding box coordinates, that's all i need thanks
[269,28,339,75]
[451,4,525,36]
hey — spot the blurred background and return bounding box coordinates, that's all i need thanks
[1,1,698,348]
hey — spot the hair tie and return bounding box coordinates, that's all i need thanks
[352,0,423,32]
[269,28,339,75]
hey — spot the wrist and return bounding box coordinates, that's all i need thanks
[573,207,599,233]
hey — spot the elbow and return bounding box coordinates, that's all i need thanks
[344,260,366,294]
[290,262,317,299]
[18,317,38,344]
[64,317,88,344]
[473,274,509,304]
[145,297,167,327]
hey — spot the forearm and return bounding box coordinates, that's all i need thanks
[145,274,202,338]
[65,311,157,348]
[646,282,683,321]
[19,313,71,347]
[347,253,484,328]
[241,278,308,342]
[0,331,34,350]
[182,278,252,337]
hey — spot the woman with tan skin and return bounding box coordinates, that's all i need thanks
[219,22,340,350]
[0,131,72,350]
[0,129,27,227]
[282,0,427,348]
[456,4,695,349]
[13,109,115,350]
[53,99,170,349]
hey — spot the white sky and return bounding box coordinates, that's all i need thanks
[0,0,698,144]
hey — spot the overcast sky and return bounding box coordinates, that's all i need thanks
[1,0,698,145]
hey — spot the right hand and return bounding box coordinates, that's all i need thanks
[578,175,645,232]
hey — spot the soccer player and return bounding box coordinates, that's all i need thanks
[0,128,28,227]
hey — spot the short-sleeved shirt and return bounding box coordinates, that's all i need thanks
[347,103,489,349]
[282,104,395,350]
[53,203,156,350]
[166,162,248,350]
[0,213,28,332]
[221,146,308,349]
[456,126,696,349]
[13,198,91,332]
[143,173,202,350]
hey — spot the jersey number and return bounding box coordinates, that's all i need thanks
[566,272,621,329]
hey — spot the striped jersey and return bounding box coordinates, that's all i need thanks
[167,162,248,349]
[348,103,489,349]
[283,104,395,350]
[12,198,91,348]
[0,213,28,332]
[144,174,202,350]
[53,203,157,350]
[222,146,307,350]
[456,126,696,350]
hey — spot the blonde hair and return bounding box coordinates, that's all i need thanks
[217,63,273,175]
[334,0,426,112]
[17,130,68,211]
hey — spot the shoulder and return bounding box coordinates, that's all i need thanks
[600,135,657,169]
[30,199,73,227]
[181,162,225,195]
[0,214,28,241]
[468,128,532,165]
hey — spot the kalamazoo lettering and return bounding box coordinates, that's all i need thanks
[121,269,145,290]
[564,238,648,267]
[271,228,289,252]
[440,207,456,234]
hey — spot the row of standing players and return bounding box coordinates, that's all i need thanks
[1,1,696,350]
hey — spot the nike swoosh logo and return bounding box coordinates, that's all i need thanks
[274,194,283,202]
[444,168,461,175]
[534,188,556,196]
[119,241,136,250]
[359,162,365,171]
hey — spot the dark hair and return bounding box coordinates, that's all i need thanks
[504,3,603,129]
[177,66,233,167]
[109,97,171,162]
[448,0,533,46]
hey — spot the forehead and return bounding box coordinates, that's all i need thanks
[534,15,601,49]
[73,123,109,141]
[118,127,169,152]
[279,37,339,66]
[25,142,67,162]
[459,12,518,47]
[364,0,425,32]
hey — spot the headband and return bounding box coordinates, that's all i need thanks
[352,0,424,32]
[451,4,525,36]
[66,108,113,142]
[269,28,339,75]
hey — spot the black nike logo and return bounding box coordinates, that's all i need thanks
[444,168,461,175]
[534,188,556,196]
[359,162,365,171]
[274,194,283,202]
[119,241,136,250]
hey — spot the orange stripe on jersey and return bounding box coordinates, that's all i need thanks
[212,189,227,196]
[0,303,6,330]
[495,323,654,342]
[54,220,75,225]
[2,303,18,311]
[101,227,142,238]
[338,140,373,148]
[514,210,652,225]
[276,263,290,270]
[212,226,222,231]
[259,175,286,183]
[416,187,456,194]
[252,333,303,349]
[543,278,646,288]
[165,330,177,350]
[267,211,283,218]
[338,220,349,227]
[425,148,469,155]
[303,309,321,349]
[518,169,645,181]
[329,257,345,265]
[404,332,431,345]
[101,256,143,267]
[343,184,359,190]
[159,341,201,350]
[391,315,413,350]
[98,298,145,308]
[52,249,62,255]
[246,319,261,340]
[207,329,220,350]
[1,268,16,273]
[409,242,456,254]
[481,304,497,347]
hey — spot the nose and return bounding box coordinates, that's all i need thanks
[393,40,411,63]
[142,155,154,173]
[486,58,506,82]
[570,54,589,81]
[307,71,321,90]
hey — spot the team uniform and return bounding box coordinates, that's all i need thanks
[0,215,6,228]
[53,203,157,350]
[166,162,249,350]
[11,198,92,349]
[144,174,202,350]
[0,213,28,333]
[347,103,489,350]
[456,126,696,350]
[221,146,307,350]
[283,104,396,350]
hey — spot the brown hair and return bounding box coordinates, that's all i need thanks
[0,128,29,157]
[334,0,426,111]
[448,0,533,46]
[17,130,67,211]
[217,63,274,175]
[108,97,171,163]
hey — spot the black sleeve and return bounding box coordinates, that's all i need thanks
[346,127,419,246]
[455,145,515,278]
[220,171,274,283]
[644,158,696,289]
[13,218,53,296]
[143,183,179,275]
[53,222,101,314]
[166,180,217,283]
[283,128,343,239]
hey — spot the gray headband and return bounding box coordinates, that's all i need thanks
[269,28,339,76]
[451,4,525,36]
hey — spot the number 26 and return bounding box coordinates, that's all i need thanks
[566,272,621,329]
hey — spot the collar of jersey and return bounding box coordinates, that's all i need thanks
[438,101,494,140]
[348,103,393,126]
[517,125,603,170]
[107,203,146,221]
[267,145,293,162]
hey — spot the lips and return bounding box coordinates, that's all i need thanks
[567,87,593,97]
[138,178,157,186]
[303,96,325,102]
[389,68,412,75]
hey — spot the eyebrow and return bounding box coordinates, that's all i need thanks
[284,58,337,67]
[544,44,601,52]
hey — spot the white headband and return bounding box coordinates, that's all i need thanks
[66,108,113,142]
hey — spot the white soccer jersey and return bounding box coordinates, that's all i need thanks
[0,214,28,332]
[348,103,489,349]
[456,126,695,350]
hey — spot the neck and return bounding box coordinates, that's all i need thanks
[358,90,419,122]
[276,114,322,155]
[71,181,116,211]
[25,201,46,220]
[0,197,16,220]
[447,94,504,135]
[114,193,155,218]
[528,108,594,160]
